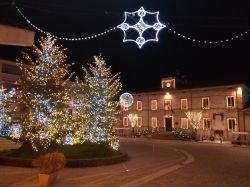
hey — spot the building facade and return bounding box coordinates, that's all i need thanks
[0,59,20,89]
[121,77,250,141]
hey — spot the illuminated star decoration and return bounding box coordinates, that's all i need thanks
[117,6,166,48]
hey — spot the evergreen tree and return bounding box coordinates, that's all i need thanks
[16,35,72,151]
[75,56,122,150]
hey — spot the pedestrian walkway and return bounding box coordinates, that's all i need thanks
[0,138,187,187]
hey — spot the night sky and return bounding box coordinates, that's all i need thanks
[1,0,250,92]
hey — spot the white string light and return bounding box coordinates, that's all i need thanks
[16,5,250,45]
[16,6,118,41]
[167,25,250,44]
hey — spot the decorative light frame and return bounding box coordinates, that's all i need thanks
[118,6,166,48]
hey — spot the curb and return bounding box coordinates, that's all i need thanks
[0,152,128,168]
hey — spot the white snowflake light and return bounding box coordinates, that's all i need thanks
[120,92,134,107]
[118,6,166,48]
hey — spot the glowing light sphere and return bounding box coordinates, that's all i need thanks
[120,92,133,107]
[118,6,166,48]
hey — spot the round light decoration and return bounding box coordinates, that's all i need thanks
[166,82,171,88]
[117,6,166,48]
[120,92,134,107]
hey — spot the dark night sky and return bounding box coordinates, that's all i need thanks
[1,0,250,92]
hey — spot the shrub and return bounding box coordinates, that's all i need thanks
[214,130,224,137]
[172,128,194,140]
[32,151,66,174]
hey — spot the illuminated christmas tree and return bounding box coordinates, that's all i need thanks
[16,35,72,151]
[0,85,15,137]
[186,111,202,130]
[75,56,122,150]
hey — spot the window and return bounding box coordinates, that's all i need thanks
[137,117,143,127]
[228,118,237,131]
[123,117,129,126]
[202,97,210,109]
[151,100,157,110]
[181,118,188,129]
[181,99,188,110]
[164,99,172,110]
[151,117,157,128]
[226,96,235,108]
[203,118,210,129]
[137,101,142,111]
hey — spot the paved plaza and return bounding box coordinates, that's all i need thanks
[0,138,250,187]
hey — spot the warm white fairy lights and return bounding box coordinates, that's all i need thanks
[167,26,250,44]
[118,6,166,48]
[16,5,250,46]
[0,86,16,137]
[16,35,72,151]
[73,56,122,150]
[9,124,23,140]
[16,6,117,41]
[186,111,202,129]
[128,114,138,128]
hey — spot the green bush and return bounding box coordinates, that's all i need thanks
[0,141,120,159]
[214,130,224,137]
[172,128,194,140]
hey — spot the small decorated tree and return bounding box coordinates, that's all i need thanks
[186,111,202,139]
[186,111,202,130]
[128,113,138,137]
[75,56,122,150]
[16,35,72,151]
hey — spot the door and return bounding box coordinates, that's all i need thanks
[165,117,172,131]
[214,115,224,130]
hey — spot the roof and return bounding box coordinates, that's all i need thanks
[132,80,250,94]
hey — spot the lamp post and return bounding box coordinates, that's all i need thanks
[236,87,242,132]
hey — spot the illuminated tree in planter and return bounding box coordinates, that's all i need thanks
[75,56,122,150]
[0,85,15,137]
[186,111,202,130]
[16,35,72,151]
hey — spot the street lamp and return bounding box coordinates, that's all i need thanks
[237,87,242,96]
[236,87,242,132]
[164,92,171,100]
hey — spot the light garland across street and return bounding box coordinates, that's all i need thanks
[167,26,250,44]
[16,6,118,41]
[16,5,250,47]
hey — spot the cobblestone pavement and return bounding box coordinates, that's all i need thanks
[0,138,250,187]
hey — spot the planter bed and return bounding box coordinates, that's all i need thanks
[0,152,128,168]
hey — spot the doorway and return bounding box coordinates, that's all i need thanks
[165,117,172,131]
